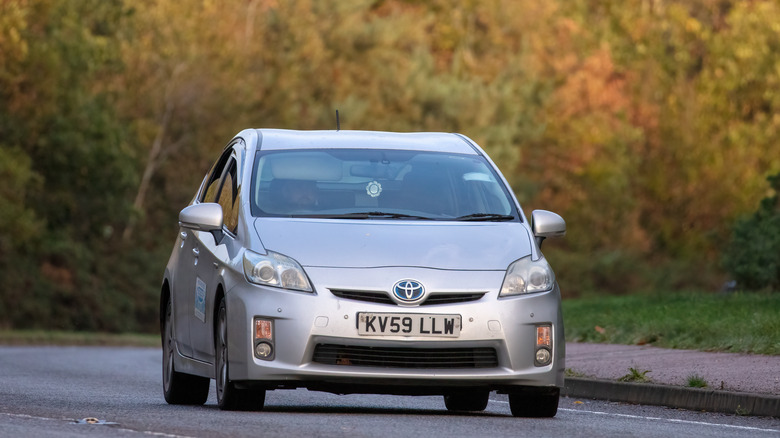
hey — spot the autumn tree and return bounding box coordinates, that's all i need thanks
[3,0,779,331]
[0,0,138,330]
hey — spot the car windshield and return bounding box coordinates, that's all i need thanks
[250,149,519,221]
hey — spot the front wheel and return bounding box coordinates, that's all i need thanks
[162,298,209,405]
[215,297,265,411]
[508,387,559,417]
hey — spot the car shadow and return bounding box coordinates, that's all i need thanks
[258,405,508,417]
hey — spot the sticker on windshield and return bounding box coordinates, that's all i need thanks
[194,277,206,322]
[463,172,494,182]
[366,180,383,198]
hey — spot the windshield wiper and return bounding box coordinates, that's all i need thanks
[293,211,434,220]
[455,213,515,222]
[343,211,434,220]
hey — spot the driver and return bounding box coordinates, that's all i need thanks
[281,179,318,210]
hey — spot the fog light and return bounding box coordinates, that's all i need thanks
[254,318,274,360]
[534,324,552,366]
[255,342,273,358]
[535,347,551,365]
[536,325,551,347]
[255,319,273,340]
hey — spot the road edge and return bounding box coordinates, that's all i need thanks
[563,377,780,418]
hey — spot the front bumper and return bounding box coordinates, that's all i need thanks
[225,267,564,394]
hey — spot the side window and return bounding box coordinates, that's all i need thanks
[201,148,233,203]
[217,159,239,234]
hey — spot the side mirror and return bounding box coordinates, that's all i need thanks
[531,210,566,248]
[179,203,224,243]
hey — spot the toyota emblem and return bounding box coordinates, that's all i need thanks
[392,280,425,302]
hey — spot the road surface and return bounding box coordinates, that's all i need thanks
[1,347,778,437]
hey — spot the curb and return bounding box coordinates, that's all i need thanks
[562,377,780,418]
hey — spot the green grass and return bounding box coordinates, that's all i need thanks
[4,291,779,355]
[686,373,708,388]
[0,330,159,347]
[563,291,780,355]
[565,368,586,378]
[618,367,652,383]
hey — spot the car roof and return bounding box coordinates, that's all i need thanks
[251,129,481,155]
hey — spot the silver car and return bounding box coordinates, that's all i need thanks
[160,129,566,417]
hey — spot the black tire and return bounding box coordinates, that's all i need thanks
[163,299,209,405]
[215,298,266,411]
[444,391,490,412]
[508,387,559,417]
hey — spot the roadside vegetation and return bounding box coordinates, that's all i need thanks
[0,330,158,348]
[686,374,708,388]
[2,291,778,353]
[563,291,780,355]
[1,1,779,333]
[618,368,652,383]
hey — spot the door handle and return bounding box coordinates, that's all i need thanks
[192,248,200,256]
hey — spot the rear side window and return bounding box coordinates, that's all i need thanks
[201,150,232,204]
[217,160,239,234]
[200,144,242,234]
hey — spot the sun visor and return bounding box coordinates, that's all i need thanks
[270,155,342,181]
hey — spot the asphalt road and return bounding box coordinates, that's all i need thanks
[1,347,778,437]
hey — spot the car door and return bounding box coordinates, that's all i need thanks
[171,147,233,358]
[190,145,244,362]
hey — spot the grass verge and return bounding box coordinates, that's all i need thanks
[563,291,780,355]
[618,367,652,383]
[0,330,159,347]
[5,291,778,354]
[686,373,708,388]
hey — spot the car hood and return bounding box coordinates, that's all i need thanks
[253,218,532,270]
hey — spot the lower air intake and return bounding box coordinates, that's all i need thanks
[312,344,498,369]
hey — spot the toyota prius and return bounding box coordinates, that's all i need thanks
[160,129,566,417]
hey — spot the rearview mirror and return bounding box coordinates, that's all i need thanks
[179,203,224,243]
[531,210,566,248]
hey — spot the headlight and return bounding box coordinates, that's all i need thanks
[499,256,555,297]
[243,250,313,292]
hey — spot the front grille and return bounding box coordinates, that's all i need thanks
[329,289,395,305]
[329,289,486,306]
[422,293,486,305]
[312,344,498,369]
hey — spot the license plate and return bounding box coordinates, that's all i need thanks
[357,313,461,337]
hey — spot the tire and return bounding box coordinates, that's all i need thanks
[162,299,209,405]
[215,298,265,411]
[508,387,559,417]
[444,391,490,412]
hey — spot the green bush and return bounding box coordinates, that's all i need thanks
[723,172,780,291]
